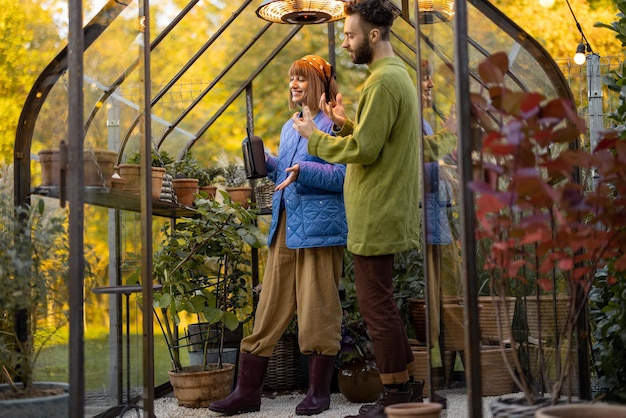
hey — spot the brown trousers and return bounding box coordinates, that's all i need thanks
[241,213,343,357]
[353,254,417,385]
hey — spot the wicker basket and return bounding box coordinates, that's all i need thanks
[525,295,570,341]
[478,296,516,344]
[263,335,305,391]
[479,346,515,396]
[254,179,274,212]
[527,342,578,396]
[410,344,453,393]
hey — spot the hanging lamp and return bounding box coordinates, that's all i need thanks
[418,0,455,24]
[256,0,347,24]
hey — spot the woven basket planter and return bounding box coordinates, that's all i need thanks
[478,296,516,344]
[479,346,515,396]
[263,334,305,391]
[411,345,453,394]
[527,343,578,396]
[253,179,274,212]
[525,295,570,342]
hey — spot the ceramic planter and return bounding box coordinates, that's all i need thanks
[337,359,383,403]
[0,382,69,418]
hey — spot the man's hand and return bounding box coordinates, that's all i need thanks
[292,106,317,139]
[274,163,300,191]
[319,93,346,130]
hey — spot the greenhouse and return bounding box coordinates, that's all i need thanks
[2,0,626,417]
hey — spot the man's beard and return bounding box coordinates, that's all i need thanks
[352,39,373,65]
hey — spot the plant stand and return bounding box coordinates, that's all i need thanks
[92,284,162,417]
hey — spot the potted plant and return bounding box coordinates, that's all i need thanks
[0,164,80,414]
[117,148,173,198]
[216,154,251,208]
[198,166,224,200]
[469,51,626,416]
[169,151,204,206]
[147,194,265,407]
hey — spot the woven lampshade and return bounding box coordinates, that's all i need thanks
[256,0,346,24]
[418,0,455,23]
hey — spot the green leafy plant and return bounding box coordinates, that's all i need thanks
[469,52,626,405]
[126,148,174,168]
[200,166,225,188]
[588,2,626,403]
[0,165,69,398]
[147,194,265,371]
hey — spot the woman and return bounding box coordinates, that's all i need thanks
[209,55,347,416]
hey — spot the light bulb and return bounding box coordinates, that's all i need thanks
[539,0,554,7]
[574,43,586,65]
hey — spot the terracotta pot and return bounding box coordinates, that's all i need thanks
[337,359,383,403]
[384,402,443,418]
[199,185,217,199]
[168,364,234,408]
[535,403,626,418]
[38,149,117,187]
[111,177,127,191]
[116,165,165,199]
[226,186,252,208]
[172,178,200,206]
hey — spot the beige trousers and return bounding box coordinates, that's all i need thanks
[241,213,343,357]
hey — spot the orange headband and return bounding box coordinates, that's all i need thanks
[300,55,333,82]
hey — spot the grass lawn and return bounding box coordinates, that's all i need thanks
[35,330,188,391]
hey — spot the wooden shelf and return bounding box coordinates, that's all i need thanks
[32,186,195,218]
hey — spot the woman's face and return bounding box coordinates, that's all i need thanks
[289,74,309,106]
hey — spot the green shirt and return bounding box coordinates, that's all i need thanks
[308,57,421,256]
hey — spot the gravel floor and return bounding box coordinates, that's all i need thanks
[153,389,513,417]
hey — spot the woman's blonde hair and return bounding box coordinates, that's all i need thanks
[288,57,339,111]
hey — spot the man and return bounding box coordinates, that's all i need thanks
[293,1,423,416]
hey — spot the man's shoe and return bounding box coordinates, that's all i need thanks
[344,387,412,418]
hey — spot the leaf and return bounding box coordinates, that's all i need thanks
[478,57,506,86]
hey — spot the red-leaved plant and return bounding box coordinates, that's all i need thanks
[469,52,626,405]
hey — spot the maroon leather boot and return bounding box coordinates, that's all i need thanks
[208,352,269,415]
[295,354,336,415]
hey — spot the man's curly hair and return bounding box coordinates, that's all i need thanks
[344,0,398,40]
